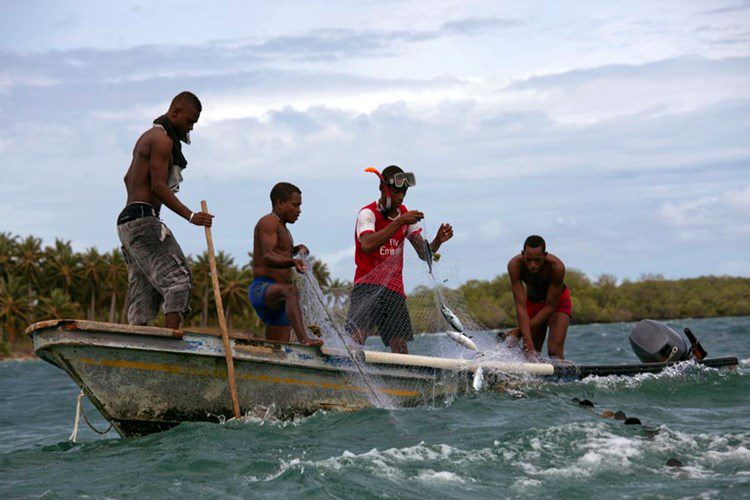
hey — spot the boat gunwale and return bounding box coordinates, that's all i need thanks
[29,324,446,382]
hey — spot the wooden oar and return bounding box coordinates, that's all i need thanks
[201,200,241,419]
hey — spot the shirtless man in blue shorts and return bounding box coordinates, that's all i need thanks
[249,182,323,346]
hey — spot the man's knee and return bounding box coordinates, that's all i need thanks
[283,284,299,300]
[163,283,191,317]
[388,337,408,354]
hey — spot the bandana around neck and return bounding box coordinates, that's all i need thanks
[153,115,187,169]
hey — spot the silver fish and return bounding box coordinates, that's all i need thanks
[441,304,465,333]
[424,239,434,274]
[446,330,478,351]
[472,366,484,391]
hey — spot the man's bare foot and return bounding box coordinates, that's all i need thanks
[524,350,543,363]
[300,337,324,347]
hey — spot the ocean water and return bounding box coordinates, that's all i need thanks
[1,316,749,498]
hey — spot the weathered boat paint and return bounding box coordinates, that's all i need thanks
[27,320,471,437]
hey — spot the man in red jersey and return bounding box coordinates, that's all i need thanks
[347,165,453,353]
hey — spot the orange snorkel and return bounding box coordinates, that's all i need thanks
[365,167,393,215]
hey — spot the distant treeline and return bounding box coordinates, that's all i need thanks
[452,271,750,329]
[2,231,749,350]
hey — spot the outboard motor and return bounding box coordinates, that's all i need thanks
[629,319,690,363]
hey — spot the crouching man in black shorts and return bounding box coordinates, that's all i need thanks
[347,165,453,353]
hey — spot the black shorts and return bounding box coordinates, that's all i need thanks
[346,283,413,346]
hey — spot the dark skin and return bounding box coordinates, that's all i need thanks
[252,192,322,347]
[506,247,568,360]
[123,100,213,329]
[357,183,454,354]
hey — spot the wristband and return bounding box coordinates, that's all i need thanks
[189,212,195,223]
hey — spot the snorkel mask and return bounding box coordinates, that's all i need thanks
[364,167,417,215]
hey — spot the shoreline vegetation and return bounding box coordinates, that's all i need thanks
[2,231,750,359]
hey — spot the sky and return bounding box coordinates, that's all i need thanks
[1,0,749,286]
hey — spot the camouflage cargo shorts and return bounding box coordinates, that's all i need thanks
[117,216,192,325]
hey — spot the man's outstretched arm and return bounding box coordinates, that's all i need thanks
[407,222,454,260]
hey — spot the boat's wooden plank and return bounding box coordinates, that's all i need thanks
[26,319,183,339]
[26,319,264,341]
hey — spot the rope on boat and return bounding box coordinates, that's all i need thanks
[69,390,113,442]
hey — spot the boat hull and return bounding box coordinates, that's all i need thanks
[30,321,467,436]
[28,320,739,437]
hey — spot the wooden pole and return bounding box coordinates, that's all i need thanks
[319,347,556,376]
[201,200,241,419]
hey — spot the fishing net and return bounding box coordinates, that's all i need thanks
[295,224,525,409]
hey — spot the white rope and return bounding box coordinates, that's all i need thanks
[68,391,84,442]
[68,390,113,442]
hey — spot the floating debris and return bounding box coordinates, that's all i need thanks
[472,366,484,392]
[666,458,683,467]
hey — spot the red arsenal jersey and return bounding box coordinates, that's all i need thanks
[353,201,421,296]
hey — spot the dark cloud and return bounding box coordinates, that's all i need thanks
[441,17,522,34]
[700,1,750,15]
[0,15,522,90]
[509,56,750,90]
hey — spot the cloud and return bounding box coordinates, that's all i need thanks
[479,218,504,240]
[441,17,523,34]
[318,245,356,268]
[1,13,749,283]
[0,15,520,90]
[700,1,750,15]
[659,185,750,241]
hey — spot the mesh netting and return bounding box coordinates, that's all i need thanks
[294,225,526,408]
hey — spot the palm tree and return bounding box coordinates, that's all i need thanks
[214,251,235,277]
[14,235,43,293]
[0,232,18,280]
[219,267,253,329]
[0,276,31,342]
[44,239,82,297]
[35,289,81,321]
[325,278,351,310]
[103,249,128,323]
[81,248,106,320]
[190,251,212,327]
[311,258,331,289]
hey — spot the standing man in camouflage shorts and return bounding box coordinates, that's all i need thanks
[117,91,213,329]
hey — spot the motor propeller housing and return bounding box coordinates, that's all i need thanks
[629,319,690,363]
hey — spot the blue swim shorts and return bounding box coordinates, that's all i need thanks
[248,277,290,326]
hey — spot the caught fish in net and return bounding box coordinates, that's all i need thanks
[295,224,528,406]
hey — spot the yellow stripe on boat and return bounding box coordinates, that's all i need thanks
[75,357,420,398]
